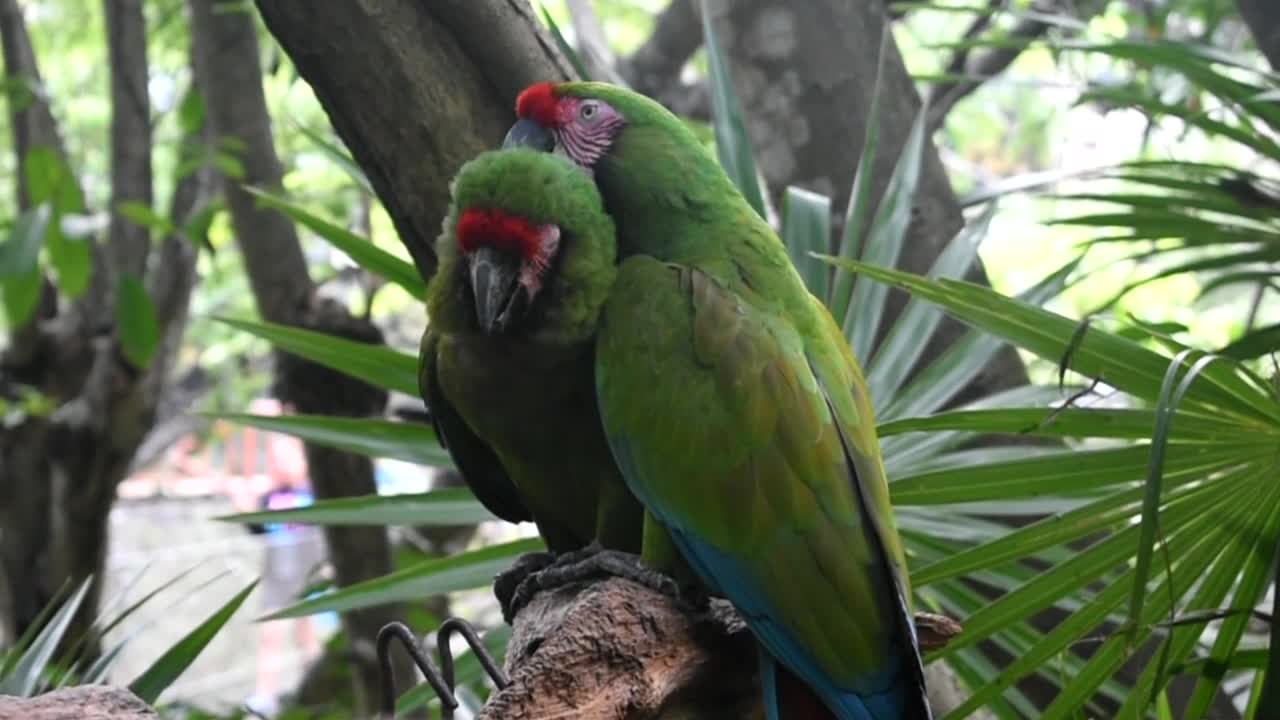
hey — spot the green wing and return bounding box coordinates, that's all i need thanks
[595,255,916,695]
[420,332,531,524]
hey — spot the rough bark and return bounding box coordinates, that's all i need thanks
[1238,0,1280,71]
[0,0,202,656]
[0,686,156,720]
[702,0,1029,404]
[187,2,414,713]
[253,0,572,280]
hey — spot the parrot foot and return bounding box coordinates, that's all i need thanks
[494,550,556,623]
[502,543,697,623]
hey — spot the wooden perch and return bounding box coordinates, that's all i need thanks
[482,577,967,719]
[0,686,156,720]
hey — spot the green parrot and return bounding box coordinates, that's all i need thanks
[503,82,931,720]
[420,148,643,563]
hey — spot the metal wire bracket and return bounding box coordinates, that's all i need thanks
[376,617,510,719]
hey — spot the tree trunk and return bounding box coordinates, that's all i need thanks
[187,1,415,713]
[0,0,205,655]
[1238,0,1280,71]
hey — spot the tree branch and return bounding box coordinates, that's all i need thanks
[0,0,67,207]
[0,0,70,368]
[103,0,153,280]
[189,0,312,325]
[617,0,710,121]
[1237,0,1280,72]
[620,0,698,96]
[480,578,969,718]
[565,0,626,85]
[926,3,1054,134]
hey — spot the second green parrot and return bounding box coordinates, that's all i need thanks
[420,148,642,557]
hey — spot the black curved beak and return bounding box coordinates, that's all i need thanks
[469,246,529,334]
[503,118,555,152]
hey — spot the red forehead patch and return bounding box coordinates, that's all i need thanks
[516,82,562,127]
[457,208,541,261]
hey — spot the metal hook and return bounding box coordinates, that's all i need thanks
[376,621,458,719]
[377,617,510,719]
[438,616,511,694]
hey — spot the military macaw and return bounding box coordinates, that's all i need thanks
[420,148,643,562]
[503,82,931,720]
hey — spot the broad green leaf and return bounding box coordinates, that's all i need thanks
[262,538,544,620]
[218,487,494,527]
[947,493,1250,718]
[116,273,161,369]
[117,201,174,236]
[129,579,257,704]
[25,146,90,297]
[781,186,831,299]
[891,443,1251,506]
[1222,322,1280,360]
[177,86,205,135]
[1181,480,1280,717]
[2,268,42,327]
[0,204,50,277]
[700,0,766,218]
[540,4,591,81]
[1126,352,1222,649]
[180,200,223,254]
[867,201,990,404]
[292,124,372,194]
[0,578,92,696]
[1039,483,1273,720]
[1115,486,1270,717]
[821,257,1279,423]
[878,406,1253,442]
[842,98,929,360]
[246,188,426,299]
[1258,537,1280,719]
[217,317,420,397]
[880,258,1074,422]
[828,26,891,321]
[912,478,1222,587]
[208,412,452,467]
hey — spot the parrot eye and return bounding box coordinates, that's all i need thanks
[579,101,599,123]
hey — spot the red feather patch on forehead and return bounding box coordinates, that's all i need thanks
[457,208,542,261]
[516,82,563,127]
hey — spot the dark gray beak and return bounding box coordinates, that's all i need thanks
[469,246,529,334]
[503,118,555,152]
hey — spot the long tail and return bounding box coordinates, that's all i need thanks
[761,645,931,720]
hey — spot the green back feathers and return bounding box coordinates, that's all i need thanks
[428,148,618,345]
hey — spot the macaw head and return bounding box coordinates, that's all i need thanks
[455,205,560,334]
[434,148,616,341]
[503,82,635,170]
[502,82,739,246]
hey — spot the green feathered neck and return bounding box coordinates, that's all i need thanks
[427,148,618,346]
